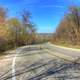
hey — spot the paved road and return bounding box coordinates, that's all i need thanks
[45,43,80,58]
[0,43,80,80]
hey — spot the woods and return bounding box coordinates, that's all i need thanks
[1,5,80,52]
[52,6,80,46]
[0,6,37,52]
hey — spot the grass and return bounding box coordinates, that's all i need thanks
[51,41,80,49]
[59,43,80,49]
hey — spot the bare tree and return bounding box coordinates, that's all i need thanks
[53,6,80,45]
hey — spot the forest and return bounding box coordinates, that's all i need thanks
[52,6,80,48]
[0,6,37,52]
[1,5,80,52]
[0,6,51,52]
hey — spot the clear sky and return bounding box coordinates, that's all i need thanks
[0,0,80,33]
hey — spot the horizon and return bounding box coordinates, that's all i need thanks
[0,0,80,33]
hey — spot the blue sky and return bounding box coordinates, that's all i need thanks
[0,0,80,33]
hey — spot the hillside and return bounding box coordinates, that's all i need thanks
[52,6,80,47]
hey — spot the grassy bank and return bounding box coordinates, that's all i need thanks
[51,42,80,49]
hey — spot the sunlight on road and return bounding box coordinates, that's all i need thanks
[0,44,80,80]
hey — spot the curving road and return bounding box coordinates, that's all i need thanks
[0,43,80,80]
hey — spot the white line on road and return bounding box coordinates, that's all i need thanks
[11,45,40,80]
[12,53,18,80]
[11,49,22,80]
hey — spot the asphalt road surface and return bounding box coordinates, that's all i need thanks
[0,43,80,80]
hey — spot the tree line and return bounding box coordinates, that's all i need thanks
[52,6,80,46]
[0,6,37,52]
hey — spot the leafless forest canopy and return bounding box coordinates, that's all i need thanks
[0,6,80,52]
[52,6,80,46]
[0,6,48,52]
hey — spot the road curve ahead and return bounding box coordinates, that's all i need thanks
[0,43,80,80]
[45,43,80,60]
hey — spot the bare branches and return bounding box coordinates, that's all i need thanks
[53,6,80,45]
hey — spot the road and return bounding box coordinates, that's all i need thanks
[46,43,80,58]
[0,43,80,80]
